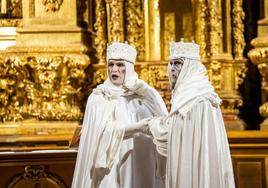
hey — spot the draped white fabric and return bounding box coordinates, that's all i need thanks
[149,58,235,188]
[71,61,168,188]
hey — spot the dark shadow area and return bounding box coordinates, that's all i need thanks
[239,0,264,130]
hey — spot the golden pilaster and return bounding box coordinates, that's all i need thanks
[232,0,246,60]
[94,0,107,64]
[144,0,161,60]
[125,0,145,60]
[107,0,124,42]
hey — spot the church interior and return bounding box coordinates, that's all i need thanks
[0,0,267,187]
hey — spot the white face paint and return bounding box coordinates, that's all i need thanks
[108,59,126,86]
[168,58,184,89]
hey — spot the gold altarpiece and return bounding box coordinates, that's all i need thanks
[0,0,247,149]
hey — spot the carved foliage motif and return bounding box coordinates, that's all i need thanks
[0,56,27,122]
[8,165,67,188]
[125,0,145,60]
[206,60,223,90]
[109,0,124,42]
[232,0,245,59]
[42,0,64,12]
[207,0,222,56]
[0,55,89,122]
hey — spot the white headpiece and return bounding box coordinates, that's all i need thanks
[169,39,200,60]
[106,41,137,64]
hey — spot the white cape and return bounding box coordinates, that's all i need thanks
[72,79,168,188]
[149,58,235,188]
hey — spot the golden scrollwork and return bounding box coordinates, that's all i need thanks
[0,55,90,122]
[234,63,247,90]
[260,102,268,118]
[198,0,209,58]
[207,0,222,56]
[94,0,107,64]
[0,56,27,122]
[8,165,67,188]
[42,0,63,12]
[10,0,22,18]
[139,62,170,108]
[249,48,268,91]
[232,0,245,59]
[0,19,22,27]
[206,60,223,90]
[125,0,145,61]
[92,65,107,86]
[139,64,168,89]
[109,0,124,42]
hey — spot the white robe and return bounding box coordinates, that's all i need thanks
[72,61,168,188]
[149,58,235,188]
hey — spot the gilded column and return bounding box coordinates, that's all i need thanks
[106,0,124,42]
[232,0,246,60]
[207,0,222,57]
[94,0,107,64]
[144,0,161,60]
[196,0,209,59]
[248,0,268,129]
[125,0,145,60]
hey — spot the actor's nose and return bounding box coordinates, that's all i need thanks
[111,66,119,72]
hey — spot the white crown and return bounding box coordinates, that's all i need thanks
[106,42,137,63]
[169,39,200,60]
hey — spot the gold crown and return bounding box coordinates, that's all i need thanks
[106,41,137,63]
[169,39,200,60]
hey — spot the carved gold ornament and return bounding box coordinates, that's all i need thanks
[42,0,64,12]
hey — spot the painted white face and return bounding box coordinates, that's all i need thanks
[168,58,184,88]
[108,59,126,86]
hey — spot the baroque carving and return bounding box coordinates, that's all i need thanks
[42,0,64,12]
[94,0,107,64]
[234,63,247,90]
[198,0,209,58]
[0,19,22,27]
[232,0,245,59]
[125,0,145,60]
[10,0,22,18]
[207,0,222,57]
[0,56,27,122]
[207,60,223,90]
[0,55,90,122]
[109,0,124,42]
[8,165,67,188]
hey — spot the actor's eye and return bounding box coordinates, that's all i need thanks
[117,63,125,67]
[108,62,114,67]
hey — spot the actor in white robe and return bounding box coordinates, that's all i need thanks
[71,42,168,188]
[148,40,235,188]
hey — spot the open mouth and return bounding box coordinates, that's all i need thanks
[111,75,119,80]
